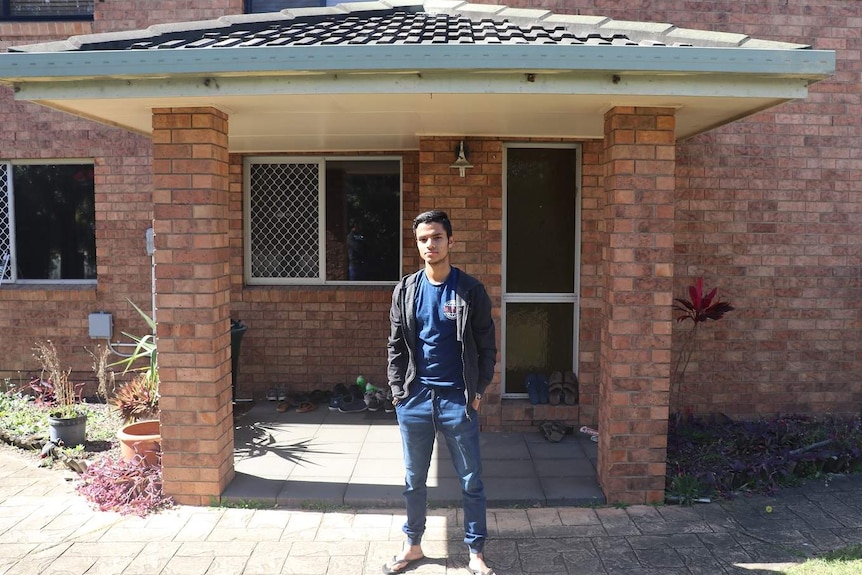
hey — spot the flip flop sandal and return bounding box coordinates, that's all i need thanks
[382,555,424,574]
[562,371,579,405]
[550,420,574,436]
[276,401,292,413]
[540,421,564,442]
[296,401,317,413]
[548,371,564,405]
[468,567,497,575]
[525,373,539,405]
[548,380,563,405]
[536,373,550,404]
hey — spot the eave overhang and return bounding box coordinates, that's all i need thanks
[0,25,836,152]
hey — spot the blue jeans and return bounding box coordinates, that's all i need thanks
[396,385,487,553]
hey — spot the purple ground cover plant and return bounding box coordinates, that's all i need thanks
[76,454,173,517]
[667,413,862,500]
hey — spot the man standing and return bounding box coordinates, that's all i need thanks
[385,210,497,575]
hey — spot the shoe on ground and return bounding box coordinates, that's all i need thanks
[329,383,349,411]
[266,387,278,402]
[364,391,382,411]
[338,394,368,413]
[276,386,288,401]
[378,390,395,413]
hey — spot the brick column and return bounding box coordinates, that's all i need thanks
[152,107,234,505]
[598,107,675,504]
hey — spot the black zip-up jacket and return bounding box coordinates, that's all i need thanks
[387,267,497,406]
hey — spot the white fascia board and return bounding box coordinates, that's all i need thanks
[0,44,835,87]
[11,70,814,102]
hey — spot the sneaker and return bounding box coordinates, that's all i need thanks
[329,383,349,411]
[266,388,278,402]
[276,386,288,401]
[364,391,382,412]
[338,394,368,413]
[379,390,395,413]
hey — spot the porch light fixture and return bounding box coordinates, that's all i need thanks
[450,140,473,178]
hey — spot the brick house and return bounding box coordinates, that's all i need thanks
[0,0,850,506]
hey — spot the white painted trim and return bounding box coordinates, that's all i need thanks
[11,72,815,102]
[0,45,835,82]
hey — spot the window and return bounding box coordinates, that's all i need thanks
[1,0,93,20]
[0,162,96,283]
[244,157,401,285]
[245,0,324,13]
[245,0,377,13]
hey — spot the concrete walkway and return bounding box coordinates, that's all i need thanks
[224,401,604,508]
[4,447,862,574]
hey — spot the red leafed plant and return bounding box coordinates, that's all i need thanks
[673,277,735,325]
[671,278,735,407]
[76,453,173,517]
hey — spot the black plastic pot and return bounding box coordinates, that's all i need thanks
[231,319,248,401]
[48,412,87,447]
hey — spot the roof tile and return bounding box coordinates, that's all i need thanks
[7,0,811,54]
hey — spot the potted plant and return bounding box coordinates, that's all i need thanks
[110,300,161,465]
[32,340,88,448]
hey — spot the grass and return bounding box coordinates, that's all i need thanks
[784,545,862,575]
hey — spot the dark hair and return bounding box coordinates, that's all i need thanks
[413,210,452,238]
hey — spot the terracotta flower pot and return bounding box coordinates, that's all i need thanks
[117,420,161,466]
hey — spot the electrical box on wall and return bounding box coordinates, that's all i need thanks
[88,312,113,340]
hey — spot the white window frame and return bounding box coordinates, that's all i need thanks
[0,159,97,286]
[243,155,403,286]
[500,142,582,398]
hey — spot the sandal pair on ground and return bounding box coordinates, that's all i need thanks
[272,388,331,413]
[539,419,575,442]
[526,371,578,405]
[382,552,496,575]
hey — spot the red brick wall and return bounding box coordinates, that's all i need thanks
[2,0,860,424]
[0,88,155,391]
[94,1,241,32]
[0,3,245,392]
[153,107,234,505]
[479,0,862,419]
[598,107,676,504]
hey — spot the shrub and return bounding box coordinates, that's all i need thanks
[31,340,85,416]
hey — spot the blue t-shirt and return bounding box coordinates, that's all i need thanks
[415,268,464,389]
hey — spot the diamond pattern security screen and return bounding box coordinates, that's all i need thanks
[249,161,321,281]
[0,164,10,282]
[246,157,402,285]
